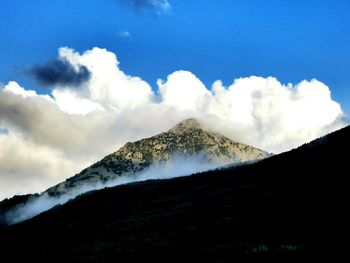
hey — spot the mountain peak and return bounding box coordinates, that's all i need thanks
[170,118,202,133]
[46,117,268,196]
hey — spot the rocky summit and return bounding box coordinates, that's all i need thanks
[47,118,268,195]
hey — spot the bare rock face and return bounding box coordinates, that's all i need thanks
[47,118,269,195]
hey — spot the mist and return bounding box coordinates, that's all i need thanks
[3,154,227,225]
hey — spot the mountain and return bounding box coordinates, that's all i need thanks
[0,125,349,262]
[46,118,268,196]
[0,118,268,224]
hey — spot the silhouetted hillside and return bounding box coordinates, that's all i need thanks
[0,126,349,262]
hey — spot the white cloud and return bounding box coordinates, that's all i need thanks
[118,0,171,15]
[4,81,40,98]
[52,88,104,115]
[0,46,346,200]
[59,47,154,111]
[158,70,212,111]
[119,31,131,38]
[153,0,171,14]
[206,77,344,152]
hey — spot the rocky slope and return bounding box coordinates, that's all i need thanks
[47,118,268,195]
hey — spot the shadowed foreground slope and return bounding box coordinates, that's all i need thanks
[0,126,350,262]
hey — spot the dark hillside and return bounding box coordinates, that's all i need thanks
[0,126,350,262]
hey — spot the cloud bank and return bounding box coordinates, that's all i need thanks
[0,46,346,200]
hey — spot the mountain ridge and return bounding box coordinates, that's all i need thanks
[46,118,268,196]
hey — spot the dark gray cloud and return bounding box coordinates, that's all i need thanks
[118,0,171,14]
[29,59,91,87]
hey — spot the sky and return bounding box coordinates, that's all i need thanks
[0,0,349,199]
[1,0,350,112]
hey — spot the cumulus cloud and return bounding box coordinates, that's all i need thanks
[158,70,212,111]
[118,0,171,15]
[29,57,91,87]
[0,46,346,200]
[205,77,345,151]
[58,47,154,111]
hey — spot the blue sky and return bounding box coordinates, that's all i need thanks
[1,0,350,113]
